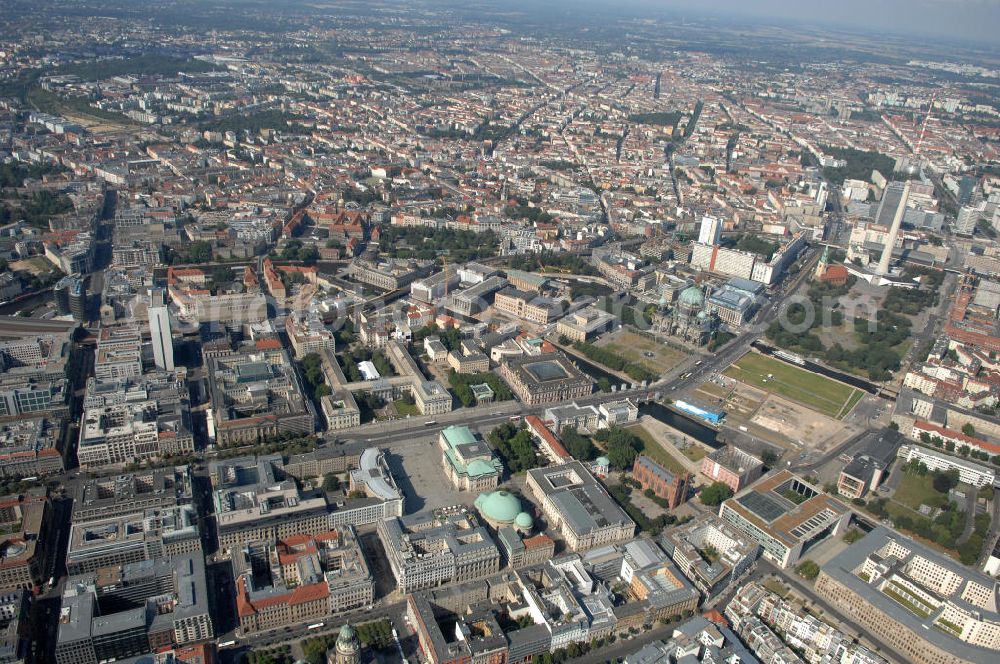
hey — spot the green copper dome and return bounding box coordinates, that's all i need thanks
[678,286,704,307]
[515,512,534,530]
[338,623,357,644]
[475,490,523,524]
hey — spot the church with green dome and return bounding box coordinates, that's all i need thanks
[474,490,534,533]
[665,284,717,346]
[326,623,362,664]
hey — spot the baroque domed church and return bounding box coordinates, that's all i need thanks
[668,285,716,345]
[327,623,362,664]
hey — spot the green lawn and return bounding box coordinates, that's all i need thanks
[723,352,864,419]
[10,256,59,276]
[762,578,789,598]
[892,473,949,511]
[392,399,421,417]
[596,330,687,375]
[680,445,707,462]
[623,424,688,474]
[841,389,865,417]
[883,501,924,524]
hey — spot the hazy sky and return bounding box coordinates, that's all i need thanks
[643,0,1000,46]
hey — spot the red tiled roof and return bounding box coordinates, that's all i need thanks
[525,416,570,459]
[913,420,1000,454]
[523,534,555,550]
[703,609,729,627]
[236,576,329,617]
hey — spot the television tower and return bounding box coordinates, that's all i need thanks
[877,180,910,277]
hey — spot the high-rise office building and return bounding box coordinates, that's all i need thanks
[55,276,89,321]
[54,276,73,316]
[698,215,722,245]
[148,290,174,371]
[956,203,984,235]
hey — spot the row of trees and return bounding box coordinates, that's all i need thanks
[214,434,319,459]
[684,101,704,138]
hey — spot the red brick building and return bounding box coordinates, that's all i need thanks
[632,455,690,508]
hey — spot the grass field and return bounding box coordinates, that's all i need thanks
[723,352,863,419]
[10,256,58,275]
[892,473,949,511]
[624,424,688,474]
[843,389,865,414]
[392,399,421,417]
[696,382,731,400]
[680,445,707,462]
[762,578,790,599]
[596,329,686,375]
